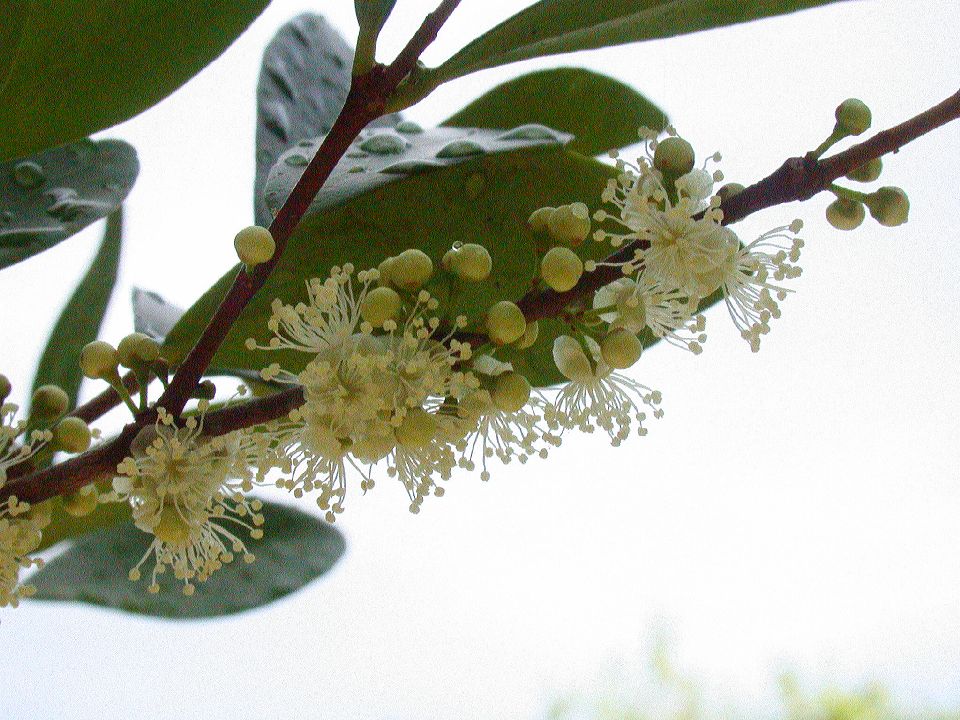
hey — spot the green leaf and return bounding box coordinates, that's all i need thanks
[31,501,346,619]
[0,0,270,162]
[255,13,402,226]
[441,67,667,156]
[0,138,138,270]
[28,209,127,550]
[0,1,28,93]
[434,0,851,83]
[165,137,614,388]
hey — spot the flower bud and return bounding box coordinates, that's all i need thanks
[540,246,584,292]
[553,335,594,383]
[527,206,555,232]
[835,98,872,136]
[600,329,643,369]
[0,373,10,402]
[491,372,531,414]
[80,340,119,380]
[547,203,591,246]
[846,157,882,183]
[154,504,193,547]
[717,182,745,203]
[865,186,909,226]
[514,320,539,350]
[448,243,492,282]
[395,408,437,449]
[62,484,99,517]
[391,249,433,291]
[654,137,695,176]
[825,198,865,231]
[52,416,92,453]
[117,332,160,369]
[360,286,402,327]
[377,256,398,287]
[234,225,276,267]
[31,384,69,423]
[485,301,526,346]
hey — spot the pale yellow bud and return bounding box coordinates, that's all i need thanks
[448,243,492,282]
[234,225,276,267]
[835,98,872,136]
[547,203,591,247]
[514,320,539,350]
[485,301,526,345]
[31,384,69,423]
[62,484,99,517]
[80,341,119,380]
[654,137,695,176]
[117,332,160,369]
[395,408,437,449]
[527,206,555,232]
[491,372,531,413]
[865,186,909,227]
[53,416,92,453]
[826,198,865,231]
[392,249,433,291]
[600,329,643,369]
[540,246,584,292]
[360,286,402,328]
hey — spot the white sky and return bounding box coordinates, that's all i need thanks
[2,1,960,718]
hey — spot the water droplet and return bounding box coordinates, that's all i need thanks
[382,159,444,175]
[298,140,315,148]
[395,120,424,135]
[45,187,111,222]
[12,161,45,189]
[345,150,368,159]
[285,154,309,166]
[436,140,485,158]
[359,131,410,155]
[348,166,365,174]
[497,124,559,142]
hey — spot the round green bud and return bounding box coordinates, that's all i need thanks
[600,329,643,369]
[547,203,591,247]
[395,408,437,449]
[514,320,539,350]
[0,373,10,402]
[117,332,160,369]
[835,98,872,136]
[360,286,402,327]
[154,504,192,547]
[448,243,492,282]
[527,206,556,232]
[62,484,99,518]
[234,225,276,267]
[391,249,433,291]
[540,246,584,292]
[717,182,746,203]
[846,157,882,183]
[491,372,531,414]
[485,301,526,346]
[377,256,398,287]
[865,186,910,226]
[52,416,92,453]
[80,340,119,380]
[31,384,69,423]
[825,198,865,231]
[654,136,695,176]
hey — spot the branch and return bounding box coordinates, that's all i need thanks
[155,0,464,417]
[4,86,957,506]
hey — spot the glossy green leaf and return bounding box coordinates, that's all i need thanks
[0,0,270,162]
[165,142,615,388]
[435,0,851,83]
[441,67,667,156]
[31,501,346,619]
[255,13,402,226]
[0,1,28,92]
[28,209,128,550]
[0,139,138,269]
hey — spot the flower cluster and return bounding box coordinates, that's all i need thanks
[111,403,274,595]
[590,128,804,352]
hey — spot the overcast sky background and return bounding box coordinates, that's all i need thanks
[2,1,960,718]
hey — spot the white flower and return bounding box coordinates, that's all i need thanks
[0,497,50,608]
[550,335,663,446]
[112,405,271,595]
[0,402,49,487]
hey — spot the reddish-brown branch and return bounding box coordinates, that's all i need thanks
[4,86,958,506]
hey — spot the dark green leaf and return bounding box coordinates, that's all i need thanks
[28,209,127,550]
[442,67,667,156]
[165,140,613,388]
[31,501,346,619]
[255,13,401,227]
[435,0,851,83]
[0,1,28,92]
[0,0,270,162]
[0,139,138,270]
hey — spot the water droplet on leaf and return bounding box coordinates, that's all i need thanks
[12,161,45,189]
[436,140,485,158]
[497,124,559,142]
[395,120,424,135]
[285,154,309,167]
[359,132,410,155]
